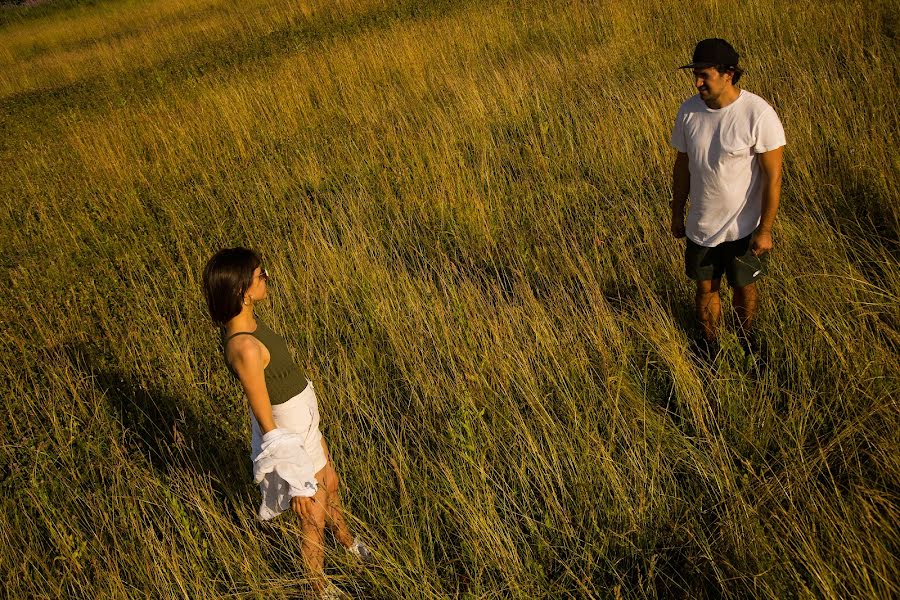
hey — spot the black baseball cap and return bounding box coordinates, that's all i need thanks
[679,38,739,69]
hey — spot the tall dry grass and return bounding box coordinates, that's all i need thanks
[1,0,897,597]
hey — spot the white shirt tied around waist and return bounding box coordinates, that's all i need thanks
[250,380,329,520]
[670,90,786,247]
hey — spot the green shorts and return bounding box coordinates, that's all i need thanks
[685,234,765,287]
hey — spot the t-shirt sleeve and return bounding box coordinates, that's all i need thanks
[753,106,786,153]
[670,109,687,152]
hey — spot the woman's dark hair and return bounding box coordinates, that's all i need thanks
[202,247,261,326]
[716,64,744,85]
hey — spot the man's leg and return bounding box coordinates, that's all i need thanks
[728,235,766,355]
[686,239,724,360]
[696,278,722,342]
[732,283,758,337]
[733,283,763,356]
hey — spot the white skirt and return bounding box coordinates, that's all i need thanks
[250,381,329,520]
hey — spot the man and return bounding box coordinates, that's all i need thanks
[670,38,785,359]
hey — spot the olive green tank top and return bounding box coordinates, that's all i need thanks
[222,319,309,405]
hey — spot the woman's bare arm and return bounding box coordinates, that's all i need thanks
[227,336,277,434]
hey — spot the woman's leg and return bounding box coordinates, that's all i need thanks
[319,438,354,547]
[292,487,328,592]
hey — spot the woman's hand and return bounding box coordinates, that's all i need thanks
[291,495,317,521]
[291,486,325,524]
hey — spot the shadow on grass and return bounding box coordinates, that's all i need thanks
[60,340,387,586]
[60,341,252,503]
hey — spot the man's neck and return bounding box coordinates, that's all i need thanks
[705,86,740,109]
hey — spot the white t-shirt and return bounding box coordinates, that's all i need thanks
[670,90,785,247]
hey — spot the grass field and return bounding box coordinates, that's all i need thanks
[1,0,898,597]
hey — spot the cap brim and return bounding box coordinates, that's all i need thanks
[678,62,716,69]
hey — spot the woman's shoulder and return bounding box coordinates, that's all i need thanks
[224,332,264,369]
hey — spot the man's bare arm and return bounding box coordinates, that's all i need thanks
[752,146,784,256]
[671,152,690,238]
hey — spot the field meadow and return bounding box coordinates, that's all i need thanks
[1,0,898,597]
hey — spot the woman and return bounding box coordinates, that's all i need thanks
[202,247,371,597]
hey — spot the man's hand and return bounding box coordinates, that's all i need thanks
[751,229,773,256]
[671,214,686,239]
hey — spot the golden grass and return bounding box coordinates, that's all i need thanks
[1,0,898,597]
